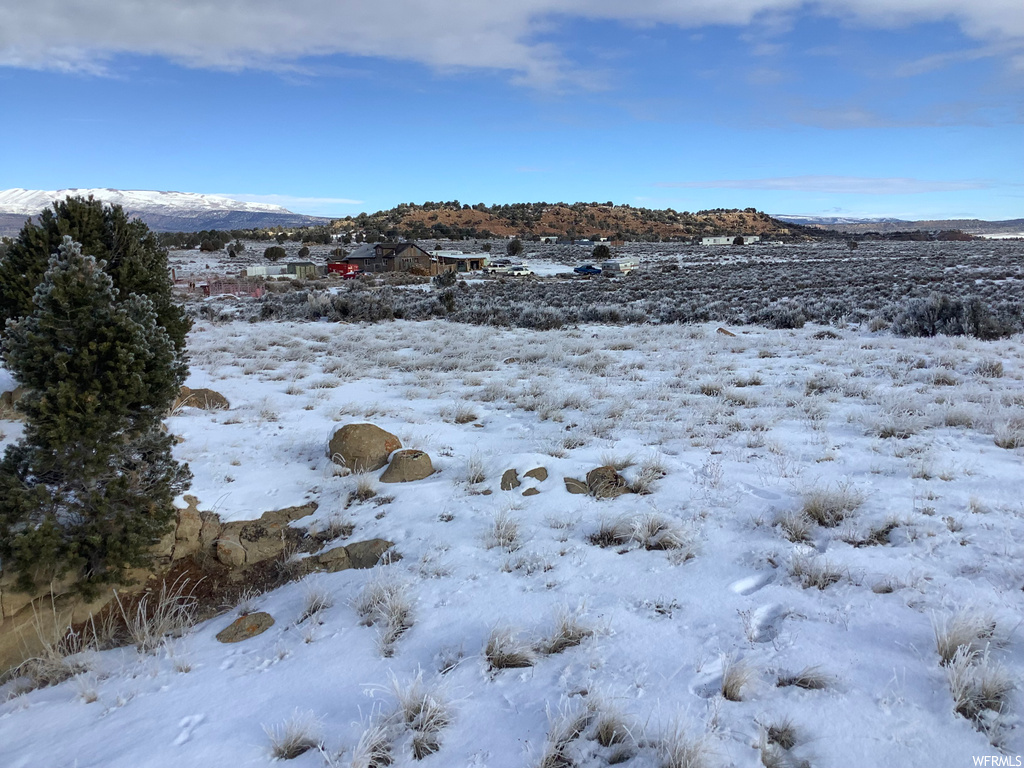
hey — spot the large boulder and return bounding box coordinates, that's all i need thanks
[173,385,230,411]
[380,449,434,483]
[328,423,402,472]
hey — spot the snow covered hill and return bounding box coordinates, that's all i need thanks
[0,188,332,233]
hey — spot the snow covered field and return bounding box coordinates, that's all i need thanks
[2,318,1023,767]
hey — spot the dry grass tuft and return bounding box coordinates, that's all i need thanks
[298,583,334,624]
[764,718,797,751]
[789,555,842,590]
[12,602,91,691]
[114,575,199,654]
[536,701,592,768]
[348,720,394,768]
[776,511,813,544]
[486,509,523,551]
[392,673,451,759]
[777,666,831,690]
[800,483,865,527]
[264,710,322,760]
[353,576,414,657]
[658,723,711,768]
[539,610,594,655]
[600,452,637,471]
[947,648,1013,726]
[485,627,536,671]
[721,656,755,701]
[349,473,379,504]
[934,610,997,666]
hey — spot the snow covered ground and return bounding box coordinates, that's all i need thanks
[2,319,1023,767]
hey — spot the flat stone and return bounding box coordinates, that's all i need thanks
[216,612,275,643]
[311,546,353,573]
[501,469,521,491]
[346,539,396,569]
[524,467,548,482]
[716,327,737,337]
[564,477,589,495]
[522,488,540,497]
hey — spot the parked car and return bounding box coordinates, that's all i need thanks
[507,265,533,276]
[574,264,602,275]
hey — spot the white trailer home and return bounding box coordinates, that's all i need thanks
[600,258,638,275]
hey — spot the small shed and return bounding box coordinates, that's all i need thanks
[287,262,318,280]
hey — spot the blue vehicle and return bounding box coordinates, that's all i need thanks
[574,264,602,275]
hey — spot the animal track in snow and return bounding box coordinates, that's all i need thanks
[729,573,774,595]
[747,603,788,643]
[174,714,205,746]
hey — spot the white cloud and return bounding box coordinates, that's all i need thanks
[0,1,1021,87]
[655,175,992,194]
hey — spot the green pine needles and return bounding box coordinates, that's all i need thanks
[0,233,191,594]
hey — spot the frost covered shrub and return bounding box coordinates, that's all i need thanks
[755,304,806,329]
[892,293,1018,339]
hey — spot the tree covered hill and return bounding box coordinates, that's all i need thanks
[331,201,820,242]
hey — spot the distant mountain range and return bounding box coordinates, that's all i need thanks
[774,214,1024,236]
[0,188,331,235]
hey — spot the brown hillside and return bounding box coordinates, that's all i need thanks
[331,202,811,241]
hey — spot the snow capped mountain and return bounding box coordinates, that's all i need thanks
[0,188,292,216]
[0,188,332,233]
[772,214,907,226]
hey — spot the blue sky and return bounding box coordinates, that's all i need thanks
[0,1,1021,220]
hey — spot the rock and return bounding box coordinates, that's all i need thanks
[151,529,176,560]
[219,503,318,565]
[524,467,548,482]
[522,488,540,497]
[380,449,434,483]
[215,535,246,567]
[175,500,204,543]
[216,612,275,643]
[328,423,402,472]
[564,477,589,495]
[304,546,352,574]
[586,466,630,499]
[716,327,737,337]
[258,503,317,527]
[0,386,26,420]
[346,539,396,569]
[173,385,230,411]
[500,469,521,491]
[198,512,222,549]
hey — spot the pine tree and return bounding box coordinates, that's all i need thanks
[0,237,191,593]
[0,195,191,354]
